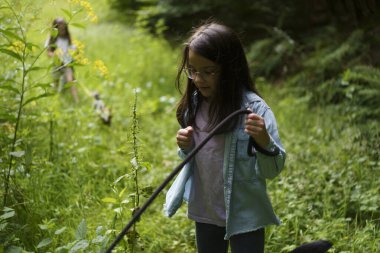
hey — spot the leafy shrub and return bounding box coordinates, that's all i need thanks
[246,27,296,79]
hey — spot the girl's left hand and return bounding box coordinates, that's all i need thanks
[244,113,270,148]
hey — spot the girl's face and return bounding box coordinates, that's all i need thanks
[187,49,220,100]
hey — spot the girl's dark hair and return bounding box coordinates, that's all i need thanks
[175,20,260,132]
[47,18,72,52]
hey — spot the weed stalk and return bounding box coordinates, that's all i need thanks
[130,89,140,252]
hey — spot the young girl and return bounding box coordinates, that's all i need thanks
[164,21,286,253]
[46,17,79,103]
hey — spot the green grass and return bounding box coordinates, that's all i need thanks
[260,82,380,252]
[0,0,379,252]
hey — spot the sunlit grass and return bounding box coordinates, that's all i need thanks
[0,0,379,252]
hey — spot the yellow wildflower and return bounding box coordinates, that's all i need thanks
[88,11,98,23]
[80,58,90,65]
[71,39,89,65]
[8,41,25,54]
[73,39,85,51]
[69,0,98,23]
[80,1,92,10]
[94,60,109,79]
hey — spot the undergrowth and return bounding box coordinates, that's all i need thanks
[0,0,378,252]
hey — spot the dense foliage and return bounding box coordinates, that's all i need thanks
[109,0,380,38]
[0,0,379,252]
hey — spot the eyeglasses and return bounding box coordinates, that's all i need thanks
[184,67,219,81]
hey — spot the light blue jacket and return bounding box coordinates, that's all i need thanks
[164,91,286,239]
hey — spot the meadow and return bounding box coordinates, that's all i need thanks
[0,0,379,252]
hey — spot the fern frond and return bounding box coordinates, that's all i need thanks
[346,65,380,87]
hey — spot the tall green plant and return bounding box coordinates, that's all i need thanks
[129,89,141,252]
[100,89,155,252]
[124,89,154,252]
[0,0,105,250]
[0,0,53,207]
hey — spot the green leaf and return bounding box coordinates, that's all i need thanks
[26,66,43,73]
[0,222,8,231]
[3,207,14,212]
[0,49,22,61]
[61,8,73,19]
[55,226,67,235]
[55,245,70,252]
[51,28,58,38]
[0,77,16,84]
[118,187,127,198]
[25,42,39,51]
[31,82,51,90]
[0,113,16,122]
[0,85,20,94]
[70,23,86,29]
[75,219,87,240]
[95,226,105,235]
[38,224,49,230]
[139,161,151,171]
[69,240,89,253]
[72,8,84,15]
[101,197,117,204]
[23,92,54,107]
[37,238,52,248]
[113,174,127,184]
[5,245,22,253]
[0,211,15,220]
[91,235,105,244]
[9,151,25,157]
[0,29,23,42]
[121,199,130,204]
[113,207,122,215]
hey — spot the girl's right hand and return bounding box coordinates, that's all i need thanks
[176,126,194,150]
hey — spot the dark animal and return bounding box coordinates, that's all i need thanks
[289,240,333,253]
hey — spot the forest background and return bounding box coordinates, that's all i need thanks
[0,0,379,252]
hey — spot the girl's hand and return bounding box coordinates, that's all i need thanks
[176,126,194,151]
[47,50,55,57]
[245,113,270,148]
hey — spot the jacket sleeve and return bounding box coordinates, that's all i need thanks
[255,108,286,179]
[178,148,188,159]
[163,147,193,217]
[163,160,193,217]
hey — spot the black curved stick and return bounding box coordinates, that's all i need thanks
[105,108,277,252]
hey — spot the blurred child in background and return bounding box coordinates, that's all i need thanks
[46,17,79,103]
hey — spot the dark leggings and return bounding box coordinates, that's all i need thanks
[195,222,265,253]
